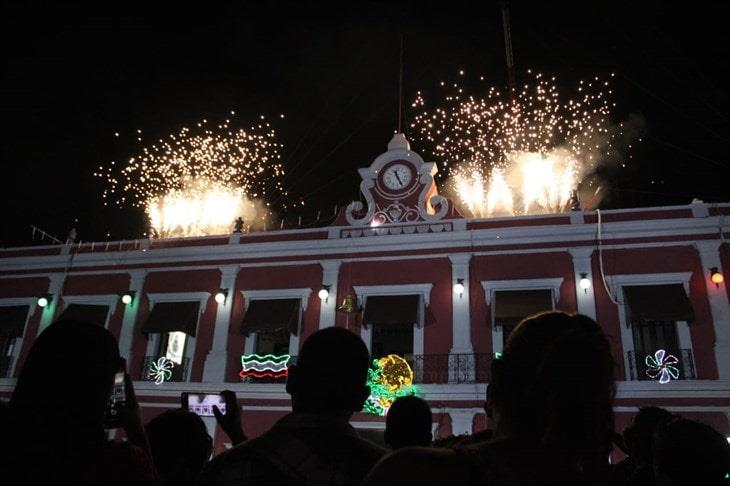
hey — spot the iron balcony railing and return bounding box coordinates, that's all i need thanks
[413,353,493,384]
[0,355,13,378]
[627,349,696,381]
[141,356,191,383]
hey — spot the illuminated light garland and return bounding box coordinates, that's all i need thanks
[240,354,291,380]
[149,356,174,385]
[645,349,680,384]
[363,354,420,416]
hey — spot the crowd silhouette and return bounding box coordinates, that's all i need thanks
[1,312,728,485]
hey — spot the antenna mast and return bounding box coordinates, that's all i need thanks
[397,35,404,133]
[501,1,516,91]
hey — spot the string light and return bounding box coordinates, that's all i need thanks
[240,354,291,380]
[645,349,680,384]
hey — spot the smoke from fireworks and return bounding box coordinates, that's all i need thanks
[411,71,627,217]
[97,114,285,237]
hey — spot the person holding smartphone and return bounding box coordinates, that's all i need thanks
[0,320,159,486]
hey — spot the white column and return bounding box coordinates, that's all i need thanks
[448,408,481,436]
[449,254,473,354]
[318,260,341,329]
[118,270,147,361]
[695,241,730,379]
[203,265,240,382]
[36,273,65,335]
[449,254,473,383]
[568,247,597,320]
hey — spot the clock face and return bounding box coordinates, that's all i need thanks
[382,163,413,191]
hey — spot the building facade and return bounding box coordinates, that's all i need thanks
[1,135,729,453]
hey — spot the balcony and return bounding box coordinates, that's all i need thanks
[413,353,493,384]
[627,349,697,381]
[141,356,191,383]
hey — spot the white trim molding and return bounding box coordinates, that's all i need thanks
[146,292,211,316]
[240,288,313,312]
[353,283,432,357]
[608,272,695,381]
[481,277,564,306]
[481,277,563,355]
[60,294,121,328]
[240,288,313,357]
[352,283,433,308]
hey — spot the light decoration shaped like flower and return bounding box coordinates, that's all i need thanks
[149,357,175,385]
[645,349,680,384]
[364,354,420,416]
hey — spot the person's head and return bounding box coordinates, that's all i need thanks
[384,396,433,448]
[486,312,615,473]
[653,417,730,486]
[146,409,212,486]
[286,327,370,416]
[10,320,120,431]
[623,406,673,464]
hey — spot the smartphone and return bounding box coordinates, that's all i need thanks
[181,392,226,417]
[103,369,126,429]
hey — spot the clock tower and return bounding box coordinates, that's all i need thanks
[341,133,461,228]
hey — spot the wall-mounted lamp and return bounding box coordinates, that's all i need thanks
[453,278,465,297]
[710,267,724,288]
[121,291,136,305]
[579,273,591,293]
[37,294,53,308]
[215,288,228,304]
[318,285,330,302]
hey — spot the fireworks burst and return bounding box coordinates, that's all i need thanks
[411,71,623,217]
[97,114,285,237]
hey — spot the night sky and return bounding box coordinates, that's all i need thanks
[1,1,728,247]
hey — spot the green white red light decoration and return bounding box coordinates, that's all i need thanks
[364,354,419,416]
[645,349,680,384]
[149,356,174,385]
[240,354,291,380]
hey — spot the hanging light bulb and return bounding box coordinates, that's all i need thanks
[453,278,465,296]
[121,291,135,305]
[37,294,52,308]
[579,273,591,293]
[318,285,330,301]
[215,289,228,304]
[710,268,724,287]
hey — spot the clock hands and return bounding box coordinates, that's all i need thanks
[393,170,404,187]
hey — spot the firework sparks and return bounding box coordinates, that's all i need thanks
[97,114,284,237]
[412,71,621,217]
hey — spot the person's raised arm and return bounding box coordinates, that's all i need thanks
[213,390,247,446]
[119,364,153,458]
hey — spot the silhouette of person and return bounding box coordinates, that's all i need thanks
[618,406,674,486]
[0,320,158,485]
[653,417,730,486]
[197,327,386,486]
[147,409,213,486]
[363,311,616,485]
[384,396,433,449]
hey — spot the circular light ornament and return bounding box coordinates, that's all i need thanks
[215,290,227,304]
[453,279,465,295]
[318,286,330,301]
